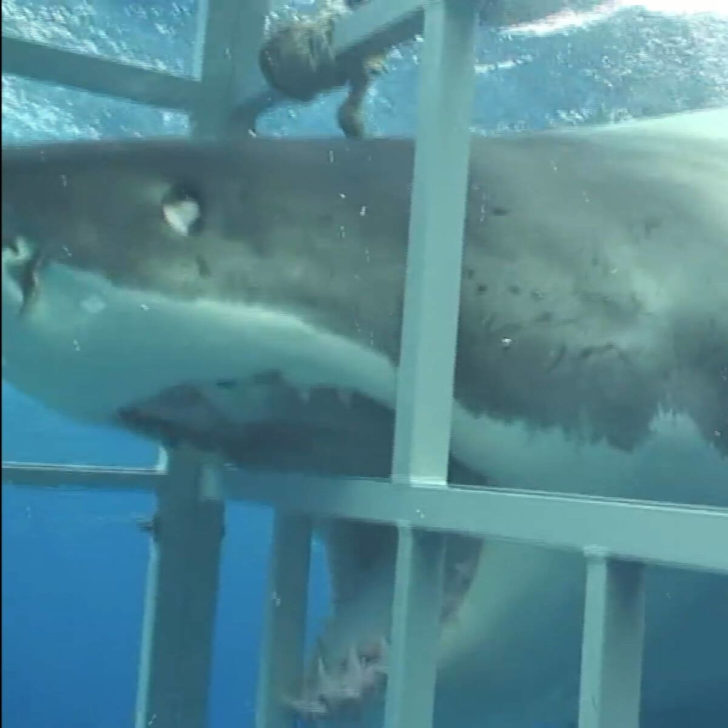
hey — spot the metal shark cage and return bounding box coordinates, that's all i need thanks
[2,2,727,728]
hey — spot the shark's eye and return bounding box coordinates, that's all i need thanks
[2,235,33,264]
[2,236,22,256]
[162,185,203,236]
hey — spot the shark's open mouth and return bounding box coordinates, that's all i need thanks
[116,373,399,478]
[115,371,491,485]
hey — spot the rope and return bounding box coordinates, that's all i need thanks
[258,2,382,138]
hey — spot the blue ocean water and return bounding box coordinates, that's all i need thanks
[1,384,333,728]
[2,2,728,727]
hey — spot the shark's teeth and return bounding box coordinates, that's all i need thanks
[294,387,353,407]
[282,695,329,719]
[285,637,389,721]
[316,656,330,685]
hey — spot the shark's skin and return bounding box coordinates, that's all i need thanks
[3,108,728,726]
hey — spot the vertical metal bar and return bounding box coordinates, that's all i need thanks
[255,513,313,728]
[384,2,477,727]
[135,529,162,728]
[578,551,646,728]
[391,0,478,486]
[134,447,225,728]
[191,0,273,137]
[384,527,446,728]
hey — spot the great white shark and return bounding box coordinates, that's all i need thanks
[2,107,728,727]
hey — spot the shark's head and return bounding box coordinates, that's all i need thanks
[1,136,419,476]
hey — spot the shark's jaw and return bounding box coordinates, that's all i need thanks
[2,241,402,477]
[3,109,728,726]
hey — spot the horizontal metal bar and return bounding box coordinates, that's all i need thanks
[222,478,727,577]
[226,476,728,573]
[1,461,165,490]
[333,0,424,62]
[231,0,426,126]
[234,0,600,121]
[4,461,727,573]
[231,0,607,127]
[0,1,425,128]
[1,2,602,126]
[2,0,563,131]
[1,35,201,111]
